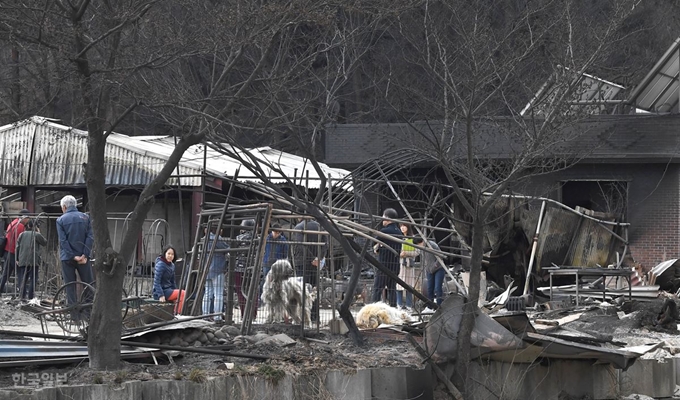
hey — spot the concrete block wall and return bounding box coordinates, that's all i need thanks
[3,357,676,400]
[0,365,433,400]
[617,358,676,398]
[468,357,676,400]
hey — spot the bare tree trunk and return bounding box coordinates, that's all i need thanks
[88,259,126,369]
[85,122,125,369]
[337,252,364,345]
[453,212,484,395]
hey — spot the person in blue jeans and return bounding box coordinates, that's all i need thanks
[202,226,229,320]
[260,223,288,302]
[413,237,444,310]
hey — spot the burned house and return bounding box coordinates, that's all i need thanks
[324,38,680,284]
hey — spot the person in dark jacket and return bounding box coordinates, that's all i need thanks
[292,215,327,322]
[153,245,186,314]
[16,220,47,300]
[259,223,288,301]
[202,227,229,320]
[0,209,30,294]
[56,195,95,317]
[371,208,402,307]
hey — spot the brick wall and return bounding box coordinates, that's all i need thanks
[628,164,680,270]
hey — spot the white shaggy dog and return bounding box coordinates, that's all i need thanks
[355,302,411,329]
[262,260,315,324]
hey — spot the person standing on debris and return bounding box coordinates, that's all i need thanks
[0,208,30,295]
[153,245,186,314]
[371,208,402,307]
[292,212,327,323]
[414,236,444,310]
[202,226,229,320]
[56,195,95,320]
[234,219,258,319]
[260,223,288,302]
[396,223,418,311]
[15,219,47,301]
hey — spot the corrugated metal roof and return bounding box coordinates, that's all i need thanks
[0,116,349,188]
[127,135,349,186]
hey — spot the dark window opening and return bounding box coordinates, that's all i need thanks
[561,180,628,220]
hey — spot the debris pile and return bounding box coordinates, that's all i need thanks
[130,324,235,347]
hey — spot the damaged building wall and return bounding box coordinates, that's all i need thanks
[326,115,680,275]
[534,207,615,268]
[526,162,680,271]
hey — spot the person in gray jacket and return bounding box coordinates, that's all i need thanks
[16,220,47,300]
[413,236,444,310]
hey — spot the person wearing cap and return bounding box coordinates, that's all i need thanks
[16,219,47,300]
[0,208,31,294]
[292,212,327,323]
[371,208,402,307]
[259,223,289,302]
[56,195,95,320]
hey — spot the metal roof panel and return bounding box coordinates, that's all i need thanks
[0,116,348,188]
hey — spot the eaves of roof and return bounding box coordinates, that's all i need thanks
[324,114,680,168]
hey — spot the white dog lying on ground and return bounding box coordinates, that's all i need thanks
[355,302,411,329]
[262,259,315,325]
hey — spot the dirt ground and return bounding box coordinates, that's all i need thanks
[30,332,424,388]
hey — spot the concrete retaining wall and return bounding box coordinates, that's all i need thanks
[468,358,676,400]
[0,365,433,400]
[1,357,676,400]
